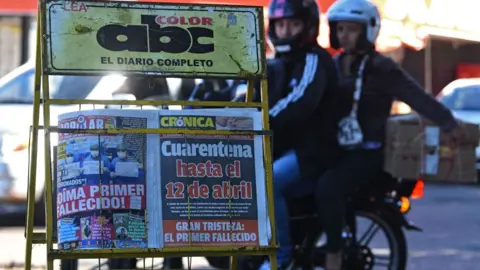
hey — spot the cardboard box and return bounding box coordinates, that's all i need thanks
[386,114,480,146]
[429,146,477,183]
[384,114,479,183]
[384,145,478,183]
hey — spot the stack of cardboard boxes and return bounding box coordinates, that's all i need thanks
[384,114,480,183]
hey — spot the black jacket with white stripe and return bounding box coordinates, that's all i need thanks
[264,46,341,178]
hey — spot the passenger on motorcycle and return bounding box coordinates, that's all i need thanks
[316,0,467,269]
[258,0,338,269]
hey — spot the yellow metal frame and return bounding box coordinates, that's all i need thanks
[24,1,276,269]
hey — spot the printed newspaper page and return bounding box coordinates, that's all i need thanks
[56,109,158,250]
[156,109,268,247]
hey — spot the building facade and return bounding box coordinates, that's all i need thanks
[0,1,36,77]
[2,0,480,96]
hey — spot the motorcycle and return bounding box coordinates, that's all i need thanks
[230,173,423,270]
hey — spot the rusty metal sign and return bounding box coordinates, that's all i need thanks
[42,0,265,78]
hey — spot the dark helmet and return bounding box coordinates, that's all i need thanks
[267,0,321,54]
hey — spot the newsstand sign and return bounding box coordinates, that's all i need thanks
[42,0,264,77]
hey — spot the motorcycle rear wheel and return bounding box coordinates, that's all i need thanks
[314,210,407,270]
[355,210,407,270]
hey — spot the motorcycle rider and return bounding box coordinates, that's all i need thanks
[255,0,339,269]
[316,0,467,269]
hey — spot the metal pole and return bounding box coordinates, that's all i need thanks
[424,38,432,93]
[24,13,42,270]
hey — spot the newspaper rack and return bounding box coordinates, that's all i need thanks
[24,0,276,269]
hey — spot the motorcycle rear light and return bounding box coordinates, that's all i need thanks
[399,197,411,213]
[411,179,424,199]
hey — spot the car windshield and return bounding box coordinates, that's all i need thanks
[439,85,480,111]
[0,67,102,104]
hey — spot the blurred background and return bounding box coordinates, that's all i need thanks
[0,0,479,269]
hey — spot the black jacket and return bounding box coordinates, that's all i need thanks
[332,51,457,145]
[264,46,340,177]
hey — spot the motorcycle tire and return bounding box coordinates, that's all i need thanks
[355,210,408,270]
[60,259,78,270]
[108,258,138,269]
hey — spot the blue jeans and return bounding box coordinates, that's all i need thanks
[273,150,311,265]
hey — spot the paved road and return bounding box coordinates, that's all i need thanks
[403,183,480,269]
[0,183,479,269]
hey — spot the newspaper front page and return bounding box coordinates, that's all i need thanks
[56,110,158,250]
[155,109,267,247]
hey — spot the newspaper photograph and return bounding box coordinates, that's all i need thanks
[156,109,267,247]
[56,109,158,250]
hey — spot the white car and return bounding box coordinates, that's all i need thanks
[437,78,480,173]
[0,61,187,218]
[0,61,132,217]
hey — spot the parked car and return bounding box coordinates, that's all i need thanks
[436,78,480,176]
[0,61,129,220]
[0,60,194,221]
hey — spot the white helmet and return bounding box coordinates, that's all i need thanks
[326,0,381,50]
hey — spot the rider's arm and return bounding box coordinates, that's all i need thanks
[268,53,328,130]
[378,57,458,132]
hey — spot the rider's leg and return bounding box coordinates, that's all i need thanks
[269,149,303,268]
[315,149,382,270]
